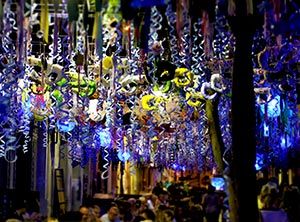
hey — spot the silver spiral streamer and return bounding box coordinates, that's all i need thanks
[102,22,123,179]
[126,25,140,161]
[166,136,176,168]
[219,92,232,163]
[198,104,210,169]
[101,140,110,179]
[1,0,23,161]
[147,6,162,84]
[183,124,193,168]
[191,19,201,75]
[66,132,81,163]
[213,0,233,73]
[59,10,78,159]
[48,37,58,130]
[191,18,208,85]
[42,120,48,149]
[181,6,191,68]
[125,127,135,175]
[77,14,86,55]
[20,94,32,154]
[0,133,6,157]
[149,6,161,47]
[21,21,34,154]
[75,15,90,129]
[166,3,181,66]
[101,91,114,180]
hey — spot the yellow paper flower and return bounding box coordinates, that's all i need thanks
[141,95,163,111]
[102,56,113,70]
[186,92,204,108]
[174,68,194,87]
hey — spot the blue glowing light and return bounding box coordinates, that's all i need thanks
[170,163,186,171]
[171,163,178,170]
[255,154,264,171]
[56,118,76,132]
[131,0,166,8]
[95,128,111,147]
[117,151,131,162]
[255,163,262,171]
[259,95,281,118]
[0,96,9,123]
[211,177,225,190]
[263,122,269,137]
[280,135,292,149]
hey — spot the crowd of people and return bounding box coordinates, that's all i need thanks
[68,176,300,222]
[4,175,300,222]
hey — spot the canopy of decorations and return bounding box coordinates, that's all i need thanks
[0,0,298,176]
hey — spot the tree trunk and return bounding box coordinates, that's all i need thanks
[229,14,260,222]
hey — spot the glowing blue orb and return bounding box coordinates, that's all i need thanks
[95,128,112,147]
[56,118,76,132]
[259,95,281,118]
[211,177,225,190]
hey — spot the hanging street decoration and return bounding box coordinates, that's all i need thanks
[0,0,298,174]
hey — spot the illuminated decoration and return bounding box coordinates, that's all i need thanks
[259,95,281,118]
[263,123,269,137]
[95,128,112,147]
[173,68,194,88]
[131,0,166,8]
[211,177,225,190]
[4,147,18,163]
[201,82,217,100]
[117,150,131,162]
[141,95,164,111]
[56,118,76,133]
[210,74,226,93]
[0,0,297,176]
[280,135,292,149]
[255,154,264,171]
[0,96,9,123]
[186,92,204,108]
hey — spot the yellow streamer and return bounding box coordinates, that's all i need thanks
[205,100,224,171]
[40,0,49,43]
[92,12,100,40]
